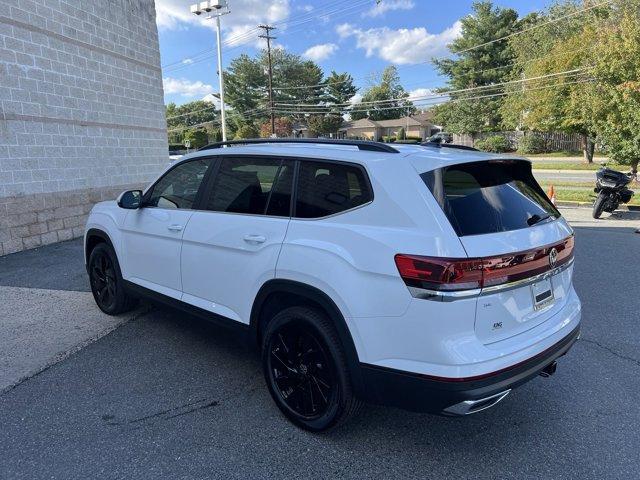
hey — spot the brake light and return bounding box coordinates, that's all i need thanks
[395,236,574,292]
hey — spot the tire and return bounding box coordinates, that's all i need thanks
[88,243,137,315]
[592,192,607,219]
[261,306,362,432]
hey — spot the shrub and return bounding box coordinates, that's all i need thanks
[394,139,420,144]
[475,135,512,153]
[518,134,549,154]
[382,136,396,143]
[397,127,406,140]
[234,124,259,139]
[405,135,422,141]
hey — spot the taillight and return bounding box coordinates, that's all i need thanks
[395,236,574,293]
[394,255,483,291]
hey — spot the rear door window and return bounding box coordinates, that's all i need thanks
[422,160,559,237]
[204,157,294,216]
[295,161,372,218]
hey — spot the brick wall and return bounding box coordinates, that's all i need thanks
[0,0,168,255]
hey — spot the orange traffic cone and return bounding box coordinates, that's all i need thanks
[547,185,557,206]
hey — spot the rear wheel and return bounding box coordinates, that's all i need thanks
[88,243,137,315]
[592,192,607,219]
[261,306,362,432]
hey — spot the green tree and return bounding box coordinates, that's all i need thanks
[225,49,324,123]
[165,100,217,130]
[324,71,358,116]
[431,1,521,133]
[259,117,293,138]
[588,0,640,172]
[351,66,414,121]
[234,124,259,139]
[501,2,604,162]
[183,128,209,149]
[307,114,343,137]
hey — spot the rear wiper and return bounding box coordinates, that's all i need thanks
[527,213,555,226]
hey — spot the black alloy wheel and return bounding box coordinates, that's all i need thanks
[268,323,336,419]
[262,306,362,432]
[88,243,137,315]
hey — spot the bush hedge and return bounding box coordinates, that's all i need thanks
[518,134,550,154]
[475,135,512,153]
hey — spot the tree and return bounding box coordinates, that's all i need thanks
[351,66,415,121]
[501,2,603,162]
[260,117,293,138]
[307,114,343,137]
[225,49,325,124]
[323,71,358,116]
[234,124,259,139]
[431,1,521,133]
[183,128,209,149]
[165,100,217,130]
[588,0,640,172]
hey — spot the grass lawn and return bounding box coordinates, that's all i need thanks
[525,151,606,158]
[530,162,620,171]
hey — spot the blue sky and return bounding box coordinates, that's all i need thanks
[158,0,550,106]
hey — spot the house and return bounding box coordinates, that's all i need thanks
[292,112,439,141]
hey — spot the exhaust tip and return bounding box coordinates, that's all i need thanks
[539,360,558,378]
[443,390,511,416]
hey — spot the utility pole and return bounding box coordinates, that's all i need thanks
[258,24,277,137]
[191,1,230,141]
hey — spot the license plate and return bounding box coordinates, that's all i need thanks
[531,277,554,310]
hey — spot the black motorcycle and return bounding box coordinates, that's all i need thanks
[592,165,636,219]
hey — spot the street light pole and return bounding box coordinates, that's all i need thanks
[191,1,230,142]
[214,13,227,141]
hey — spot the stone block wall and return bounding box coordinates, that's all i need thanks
[0,0,168,255]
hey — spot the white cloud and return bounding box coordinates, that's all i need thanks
[182,58,193,65]
[155,0,290,49]
[336,21,462,65]
[364,0,415,17]
[408,88,435,99]
[163,77,215,98]
[303,43,338,62]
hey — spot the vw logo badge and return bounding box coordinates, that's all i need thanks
[549,247,559,268]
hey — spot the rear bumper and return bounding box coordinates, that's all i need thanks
[359,324,580,415]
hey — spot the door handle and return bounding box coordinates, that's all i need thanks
[243,234,266,244]
[167,224,184,232]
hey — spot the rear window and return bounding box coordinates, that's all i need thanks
[421,160,559,237]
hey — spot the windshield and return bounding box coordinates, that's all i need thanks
[421,160,559,237]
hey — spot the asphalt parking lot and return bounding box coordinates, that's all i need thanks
[1,208,639,479]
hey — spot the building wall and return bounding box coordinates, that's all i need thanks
[0,0,168,255]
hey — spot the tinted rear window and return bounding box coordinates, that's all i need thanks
[422,160,559,237]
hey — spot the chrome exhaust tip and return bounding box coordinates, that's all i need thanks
[443,390,511,416]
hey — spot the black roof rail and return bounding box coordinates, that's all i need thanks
[198,138,400,153]
[421,141,480,152]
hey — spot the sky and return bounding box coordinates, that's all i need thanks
[158,0,552,106]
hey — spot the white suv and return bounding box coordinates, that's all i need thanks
[84,139,581,431]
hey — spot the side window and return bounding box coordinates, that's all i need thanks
[205,157,293,216]
[295,161,372,218]
[147,158,211,209]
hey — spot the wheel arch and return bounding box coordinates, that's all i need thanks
[249,279,365,397]
[85,228,116,271]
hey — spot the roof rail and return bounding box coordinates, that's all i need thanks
[421,141,480,152]
[198,138,400,153]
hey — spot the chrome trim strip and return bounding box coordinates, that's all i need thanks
[480,257,574,296]
[443,390,511,416]
[408,257,574,301]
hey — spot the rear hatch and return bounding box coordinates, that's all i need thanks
[422,159,575,344]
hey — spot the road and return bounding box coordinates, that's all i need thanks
[0,208,639,479]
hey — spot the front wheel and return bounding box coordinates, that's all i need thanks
[88,243,137,315]
[261,306,362,432]
[592,192,608,219]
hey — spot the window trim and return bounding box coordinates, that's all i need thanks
[141,156,216,211]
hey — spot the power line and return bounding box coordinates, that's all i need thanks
[258,24,277,135]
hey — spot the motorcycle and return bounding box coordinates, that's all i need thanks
[592,165,636,219]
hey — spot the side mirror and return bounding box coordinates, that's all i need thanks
[117,190,143,209]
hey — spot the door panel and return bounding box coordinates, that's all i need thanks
[180,156,293,323]
[120,157,213,299]
[121,208,193,299]
[181,212,290,322]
